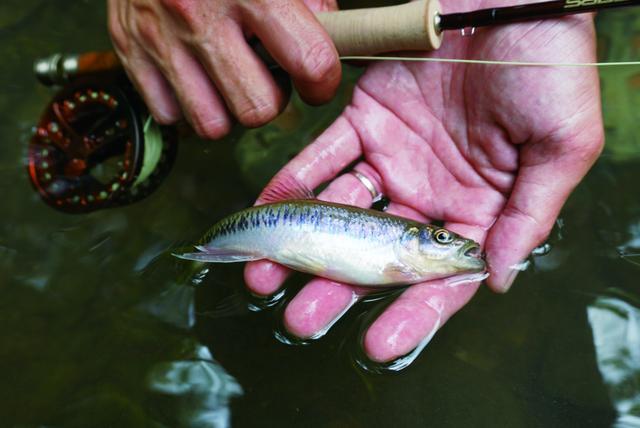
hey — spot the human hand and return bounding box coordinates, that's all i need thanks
[244,1,604,368]
[107,0,341,139]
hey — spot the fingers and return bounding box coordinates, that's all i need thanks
[108,0,181,124]
[363,223,486,364]
[108,0,342,139]
[279,168,384,338]
[256,116,362,204]
[157,43,233,138]
[484,131,604,293]
[244,117,362,296]
[245,0,341,105]
[244,260,292,296]
[384,203,428,223]
[245,169,371,298]
[244,168,373,297]
[109,0,232,136]
[363,279,479,365]
[283,198,426,340]
[345,85,505,227]
[123,50,183,125]
[244,155,370,298]
[284,279,360,339]
[191,15,287,128]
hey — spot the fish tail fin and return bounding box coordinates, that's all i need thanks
[172,246,263,263]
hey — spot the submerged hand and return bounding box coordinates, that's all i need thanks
[107,0,341,138]
[245,2,603,367]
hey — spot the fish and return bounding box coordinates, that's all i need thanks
[174,180,485,287]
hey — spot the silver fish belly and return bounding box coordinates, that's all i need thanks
[177,200,485,287]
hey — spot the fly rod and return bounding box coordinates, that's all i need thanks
[29,0,640,213]
[439,0,640,31]
[316,0,640,55]
[34,0,640,84]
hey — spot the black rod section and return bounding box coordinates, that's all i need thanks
[438,0,640,31]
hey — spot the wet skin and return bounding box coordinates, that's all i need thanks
[245,1,604,363]
[182,200,485,286]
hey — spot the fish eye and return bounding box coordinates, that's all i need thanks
[434,229,453,244]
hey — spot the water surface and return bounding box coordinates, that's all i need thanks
[0,1,639,427]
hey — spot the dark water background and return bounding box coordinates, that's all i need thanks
[1,1,639,427]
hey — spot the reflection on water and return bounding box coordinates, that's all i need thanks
[141,280,196,330]
[618,221,640,269]
[1,0,640,427]
[588,294,640,427]
[148,345,242,428]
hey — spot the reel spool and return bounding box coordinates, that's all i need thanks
[29,55,177,213]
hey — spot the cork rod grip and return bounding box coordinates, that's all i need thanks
[35,0,445,85]
[317,0,443,56]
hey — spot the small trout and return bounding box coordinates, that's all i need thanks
[176,199,485,287]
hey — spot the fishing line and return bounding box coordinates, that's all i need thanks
[340,56,640,67]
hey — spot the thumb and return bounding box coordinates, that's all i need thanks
[485,130,603,293]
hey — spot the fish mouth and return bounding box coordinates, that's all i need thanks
[460,243,486,271]
[463,243,482,259]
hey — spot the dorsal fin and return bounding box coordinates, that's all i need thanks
[259,172,315,204]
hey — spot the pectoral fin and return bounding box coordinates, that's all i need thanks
[173,247,263,263]
[382,262,420,284]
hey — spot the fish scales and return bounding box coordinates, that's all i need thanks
[184,200,485,287]
[204,201,406,245]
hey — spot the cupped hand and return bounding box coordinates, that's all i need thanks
[245,1,604,367]
[107,0,341,138]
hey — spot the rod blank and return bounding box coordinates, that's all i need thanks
[439,0,640,31]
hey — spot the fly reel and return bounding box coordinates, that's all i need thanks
[29,53,177,213]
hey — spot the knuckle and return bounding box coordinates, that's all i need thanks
[108,25,129,55]
[107,11,130,53]
[565,129,605,165]
[503,205,543,232]
[241,0,271,11]
[127,2,165,55]
[159,0,193,16]
[159,0,201,30]
[503,205,550,245]
[134,20,164,56]
[584,130,605,159]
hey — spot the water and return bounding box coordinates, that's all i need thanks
[1,1,639,426]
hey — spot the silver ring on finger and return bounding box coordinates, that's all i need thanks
[351,171,383,203]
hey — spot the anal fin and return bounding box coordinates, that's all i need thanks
[173,247,263,263]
